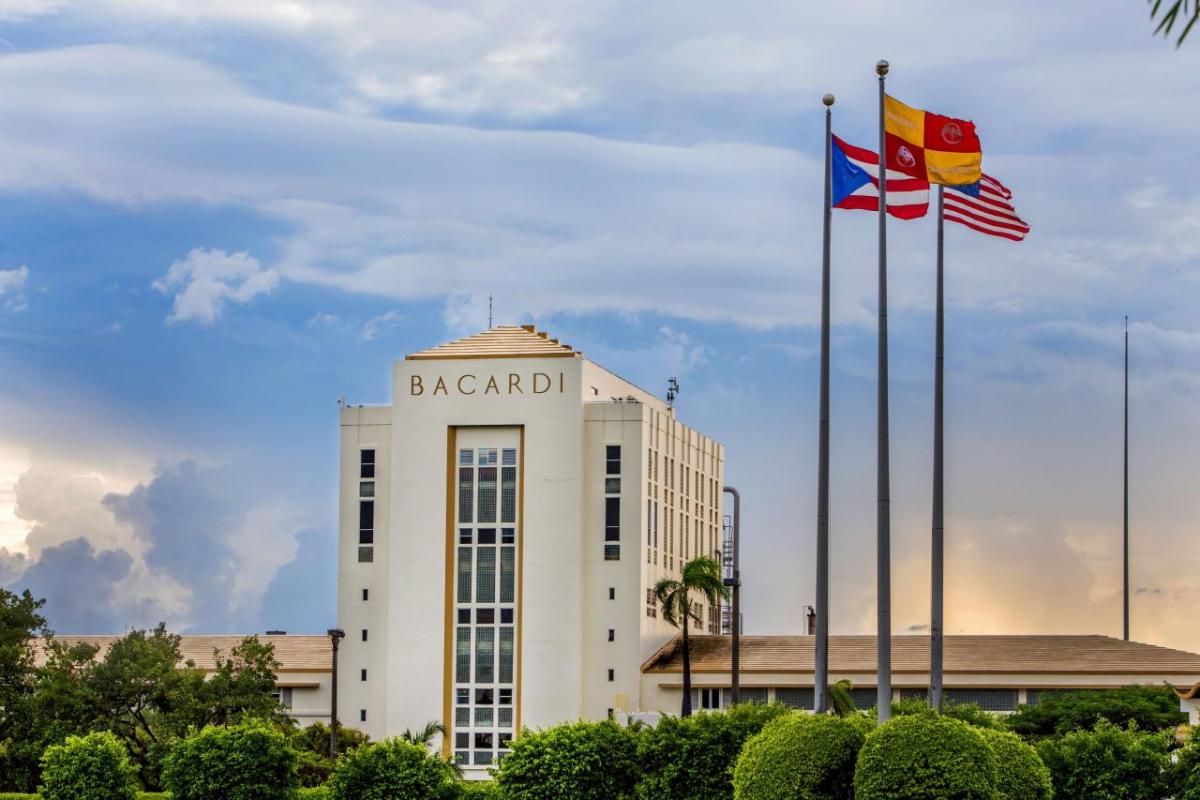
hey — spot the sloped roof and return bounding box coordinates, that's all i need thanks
[642,635,1200,676]
[37,635,331,673]
[406,325,581,360]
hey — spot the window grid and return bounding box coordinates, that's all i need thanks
[451,443,519,768]
[357,450,376,562]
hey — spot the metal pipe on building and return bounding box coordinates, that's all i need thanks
[723,486,742,706]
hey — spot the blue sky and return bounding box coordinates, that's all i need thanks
[0,1,1198,649]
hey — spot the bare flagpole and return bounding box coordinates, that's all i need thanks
[1124,316,1130,641]
[930,185,945,712]
[814,92,835,714]
[875,58,893,724]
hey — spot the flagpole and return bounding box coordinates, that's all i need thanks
[930,185,945,713]
[814,92,835,714]
[875,58,892,725]
[1123,315,1129,641]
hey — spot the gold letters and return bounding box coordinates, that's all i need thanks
[409,371,566,397]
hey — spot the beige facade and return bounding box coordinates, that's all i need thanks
[336,326,723,775]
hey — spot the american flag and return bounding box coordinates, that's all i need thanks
[944,174,1030,241]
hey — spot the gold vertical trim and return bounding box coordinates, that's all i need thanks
[442,426,456,758]
[516,425,525,733]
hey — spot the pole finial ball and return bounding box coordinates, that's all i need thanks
[822,93,835,107]
[876,59,889,76]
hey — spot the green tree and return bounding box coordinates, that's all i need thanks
[1151,0,1200,46]
[495,720,639,800]
[0,588,51,791]
[653,557,729,717]
[39,731,139,800]
[400,721,447,748]
[732,712,867,800]
[163,720,300,800]
[826,680,858,718]
[1005,685,1185,739]
[328,738,457,800]
[1036,720,1170,800]
[976,728,1052,800]
[853,714,997,800]
[201,637,287,728]
[635,703,788,800]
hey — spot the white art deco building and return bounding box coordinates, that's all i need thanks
[334,325,1200,777]
[336,325,725,773]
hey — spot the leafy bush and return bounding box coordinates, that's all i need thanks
[456,781,503,798]
[1174,738,1200,799]
[495,720,639,800]
[731,712,866,800]
[977,728,1052,800]
[636,703,789,800]
[1036,720,1169,800]
[39,731,139,800]
[888,698,999,729]
[298,788,332,800]
[1007,685,1185,738]
[328,738,457,800]
[854,714,997,800]
[162,720,300,800]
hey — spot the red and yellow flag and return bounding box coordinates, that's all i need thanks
[884,95,981,186]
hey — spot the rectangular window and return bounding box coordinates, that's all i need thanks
[946,689,1019,712]
[359,480,375,497]
[607,629,614,642]
[606,445,621,475]
[501,527,515,544]
[605,477,621,495]
[360,709,366,722]
[361,669,367,681]
[476,547,496,603]
[475,707,494,726]
[476,608,495,624]
[360,449,375,479]
[499,628,514,683]
[455,627,471,683]
[362,588,369,601]
[357,546,373,563]
[498,708,513,728]
[500,547,515,604]
[361,629,368,642]
[478,448,497,466]
[457,547,472,603]
[609,587,615,600]
[607,668,614,682]
[477,528,496,544]
[359,500,374,541]
[501,466,517,523]
[475,627,495,683]
[459,448,474,466]
[605,497,620,542]
[458,609,470,623]
[458,467,474,523]
[775,688,815,710]
[604,544,620,561]
[478,467,497,523]
[502,448,517,466]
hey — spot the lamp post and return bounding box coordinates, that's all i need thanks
[327,628,345,758]
[723,487,741,706]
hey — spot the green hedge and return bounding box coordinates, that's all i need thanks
[328,738,456,800]
[732,712,867,800]
[1175,738,1200,800]
[636,703,788,800]
[1036,720,1169,800]
[977,728,1052,800]
[39,731,139,800]
[297,789,331,800]
[162,721,300,800]
[455,782,502,799]
[854,714,997,800]
[496,720,639,800]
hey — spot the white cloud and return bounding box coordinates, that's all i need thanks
[0,265,29,311]
[153,248,278,325]
[359,310,403,342]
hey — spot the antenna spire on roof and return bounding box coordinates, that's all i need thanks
[488,295,494,329]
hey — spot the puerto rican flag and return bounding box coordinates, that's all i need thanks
[944,173,1030,241]
[831,134,929,220]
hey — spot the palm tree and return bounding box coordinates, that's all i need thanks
[653,556,730,718]
[399,720,445,747]
[1151,0,1199,46]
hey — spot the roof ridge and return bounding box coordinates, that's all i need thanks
[406,324,582,361]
